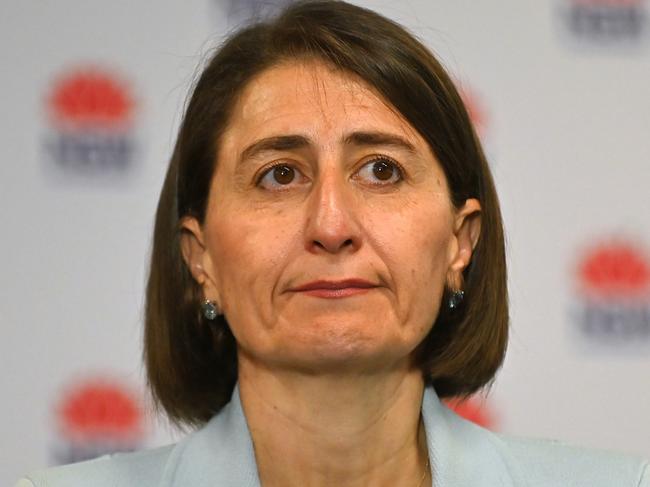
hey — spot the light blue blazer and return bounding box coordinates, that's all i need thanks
[17,385,649,486]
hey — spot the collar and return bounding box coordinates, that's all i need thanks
[161,384,523,487]
[421,389,524,486]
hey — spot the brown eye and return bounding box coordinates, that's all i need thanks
[372,160,394,181]
[354,157,403,186]
[258,164,304,190]
[273,165,295,184]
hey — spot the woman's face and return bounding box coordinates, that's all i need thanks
[182,61,480,372]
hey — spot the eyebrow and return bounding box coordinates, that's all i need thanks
[238,131,417,164]
[239,135,311,163]
[343,131,417,154]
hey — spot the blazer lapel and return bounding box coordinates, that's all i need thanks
[422,388,525,487]
[161,385,261,487]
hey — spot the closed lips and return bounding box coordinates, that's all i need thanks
[289,279,378,292]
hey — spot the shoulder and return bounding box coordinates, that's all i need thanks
[421,388,649,486]
[15,389,261,487]
[496,432,649,486]
[15,444,175,487]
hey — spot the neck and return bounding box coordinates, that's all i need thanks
[237,355,430,487]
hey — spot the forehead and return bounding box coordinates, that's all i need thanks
[223,60,424,146]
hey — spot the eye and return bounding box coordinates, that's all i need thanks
[354,157,403,185]
[257,163,305,189]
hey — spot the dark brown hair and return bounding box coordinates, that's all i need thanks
[144,0,508,427]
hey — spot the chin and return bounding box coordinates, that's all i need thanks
[273,323,410,373]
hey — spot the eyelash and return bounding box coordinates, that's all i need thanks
[254,161,301,187]
[358,155,405,185]
[254,155,405,188]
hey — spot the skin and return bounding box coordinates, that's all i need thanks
[181,60,481,487]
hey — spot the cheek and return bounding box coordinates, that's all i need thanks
[365,197,453,307]
[370,196,452,266]
[205,203,298,300]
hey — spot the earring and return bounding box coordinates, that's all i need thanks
[201,299,219,320]
[448,290,465,310]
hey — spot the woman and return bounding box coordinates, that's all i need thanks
[17,1,648,486]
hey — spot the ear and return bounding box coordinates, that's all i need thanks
[179,216,221,304]
[447,198,481,290]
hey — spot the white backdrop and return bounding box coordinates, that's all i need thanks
[2,0,649,484]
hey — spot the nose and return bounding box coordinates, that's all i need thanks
[304,169,362,255]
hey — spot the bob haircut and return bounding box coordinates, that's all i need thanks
[145,0,508,427]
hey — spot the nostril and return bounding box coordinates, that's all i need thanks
[311,237,356,253]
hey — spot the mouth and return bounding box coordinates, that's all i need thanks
[287,279,380,299]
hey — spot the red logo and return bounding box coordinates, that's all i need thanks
[43,65,137,175]
[459,87,488,140]
[578,241,650,299]
[57,378,143,442]
[572,238,650,344]
[52,376,146,464]
[444,397,496,429]
[47,68,134,131]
